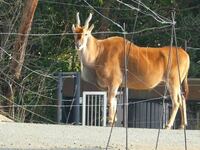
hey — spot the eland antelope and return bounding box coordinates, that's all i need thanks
[72,12,190,129]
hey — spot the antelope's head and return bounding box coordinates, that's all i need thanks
[72,12,94,51]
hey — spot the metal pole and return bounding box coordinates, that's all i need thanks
[57,72,63,123]
[123,23,129,150]
[172,11,187,150]
[74,72,80,125]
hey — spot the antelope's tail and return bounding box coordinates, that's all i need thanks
[182,74,189,100]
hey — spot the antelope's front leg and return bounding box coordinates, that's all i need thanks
[108,91,118,126]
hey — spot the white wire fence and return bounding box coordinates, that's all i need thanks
[0,88,199,129]
[0,0,199,129]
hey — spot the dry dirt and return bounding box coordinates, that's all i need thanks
[0,114,13,122]
[0,122,199,150]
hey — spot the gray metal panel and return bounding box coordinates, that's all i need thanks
[141,102,147,128]
[116,91,124,127]
[74,72,80,124]
[146,102,151,128]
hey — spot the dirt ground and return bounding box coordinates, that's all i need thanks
[0,114,13,122]
[0,122,199,150]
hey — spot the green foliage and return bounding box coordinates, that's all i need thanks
[159,0,172,5]
[97,0,104,5]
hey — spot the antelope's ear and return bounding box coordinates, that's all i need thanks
[88,24,94,33]
[72,24,75,32]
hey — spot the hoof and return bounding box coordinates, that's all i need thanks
[107,118,116,127]
[165,125,171,129]
[178,125,186,129]
[107,121,115,127]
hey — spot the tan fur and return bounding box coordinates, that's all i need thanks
[72,13,190,128]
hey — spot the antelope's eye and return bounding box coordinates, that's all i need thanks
[85,33,88,36]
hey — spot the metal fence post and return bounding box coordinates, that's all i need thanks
[74,72,80,125]
[57,72,63,123]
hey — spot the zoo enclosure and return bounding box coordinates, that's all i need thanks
[57,72,200,129]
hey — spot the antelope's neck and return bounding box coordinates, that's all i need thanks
[79,36,99,67]
[78,36,99,86]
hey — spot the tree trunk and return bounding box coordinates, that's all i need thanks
[5,0,38,118]
[11,0,38,79]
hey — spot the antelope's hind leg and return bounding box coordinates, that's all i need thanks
[165,80,181,129]
[179,94,187,129]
